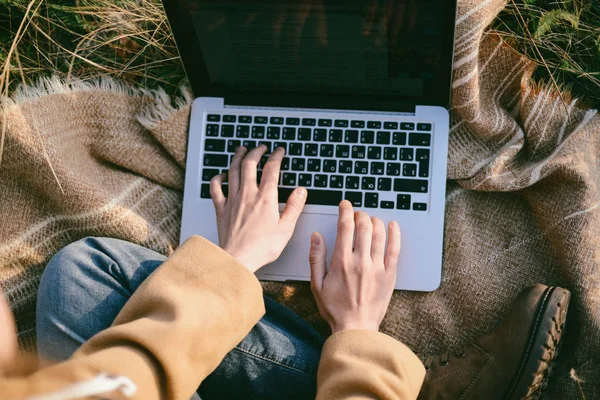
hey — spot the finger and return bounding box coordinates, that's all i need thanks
[389,3,406,47]
[315,0,328,47]
[228,146,247,195]
[362,0,378,35]
[309,232,327,294]
[210,173,227,211]
[241,145,268,188]
[332,200,354,261]
[279,186,307,230]
[354,212,373,258]
[384,221,401,276]
[260,146,285,192]
[370,217,386,265]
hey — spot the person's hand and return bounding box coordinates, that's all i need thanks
[309,200,400,333]
[210,145,307,273]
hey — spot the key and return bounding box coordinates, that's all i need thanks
[298,173,312,187]
[323,159,337,173]
[239,116,252,123]
[361,130,375,144]
[227,140,241,152]
[336,145,350,158]
[270,117,284,125]
[403,163,417,177]
[413,203,427,211]
[352,145,366,159]
[305,143,318,156]
[258,141,271,153]
[273,142,287,152]
[384,122,398,130]
[384,147,398,160]
[386,162,401,176]
[281,157,290,170]
[283,173,297,186]
[400,122,414,130]
[368,146,382,160]
[345,191,362,207]
[205,139,225,152]
[409,133,431,146]
[417,149,430,177]
[377,131,391,145]
[242,140,257,150]
[346,176,360,189]
[329,129,343,142]
[267,126,281,139]
[320,144,334,157]
[365,193,379,208]
[254,116,268,124]
[335,120,349,127]
[251,126,265,138]
[378,177,392,191]
[289,143,303,156]
[362,177,376,190]
[223,115,236,123]
[400,148,414,161]
[258,155,269,169]
[206,124,219,136]
[236,125,250,138]
[339,160,353,173]
[371,162,385,175]
[207,114,220,122]
[201,183,211,198]
[393,132,407,145]
[381,201,394,209]
[367,121,382,129]
[307,159,321,172]
[286,118,300,126]
[302,118,316,126]
[345,130,359,143]
[314,174,328,188]
[351,120,365,128]
[204,154,228,167]
[355,161,369,174]
[393,179,428,193]
[221,125,235,137]
[330,175,344,189]
[314,129,327,141]
[283,127,296,140]
[298,128,312,141]
[397,194,411,210]
[306,189,343,205]
[417,123,432,131]
[202,168,220,182]
[291,158,306,171]
[318,119,333,127]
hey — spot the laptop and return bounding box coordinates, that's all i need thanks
[163,0,457,291]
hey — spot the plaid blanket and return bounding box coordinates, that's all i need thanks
[1,0,598,398]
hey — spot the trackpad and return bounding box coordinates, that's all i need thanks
[260,212,339,279]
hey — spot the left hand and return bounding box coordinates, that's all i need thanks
[210,145,307,273]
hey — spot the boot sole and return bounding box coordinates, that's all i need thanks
[505,286,571,400]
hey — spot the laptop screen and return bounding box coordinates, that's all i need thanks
[171,0,455,109]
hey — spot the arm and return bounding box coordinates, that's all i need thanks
[310,202,426,399]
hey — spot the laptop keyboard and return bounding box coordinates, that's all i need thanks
[200,113,432,211]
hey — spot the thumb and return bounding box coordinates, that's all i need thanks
[309,232,327,294]
[280,187,307,229]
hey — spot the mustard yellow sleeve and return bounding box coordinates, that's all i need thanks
[316,330,426,400]
[0,236,265,400]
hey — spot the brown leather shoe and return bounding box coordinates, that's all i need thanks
[417,284,570,400]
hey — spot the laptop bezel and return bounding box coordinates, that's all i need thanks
[162,0,457,112]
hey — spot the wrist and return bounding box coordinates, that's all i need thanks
[222,247,259,273]
[330,322,380,334]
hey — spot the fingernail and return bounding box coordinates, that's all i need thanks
[312,232,320,246]
[297,187,307,197]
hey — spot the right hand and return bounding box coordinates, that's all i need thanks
[309,200,400,333]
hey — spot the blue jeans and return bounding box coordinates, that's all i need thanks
[36,237,324,400]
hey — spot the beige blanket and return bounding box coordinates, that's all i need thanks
[1,0,598,398]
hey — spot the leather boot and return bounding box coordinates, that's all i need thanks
[417,284,570,400]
